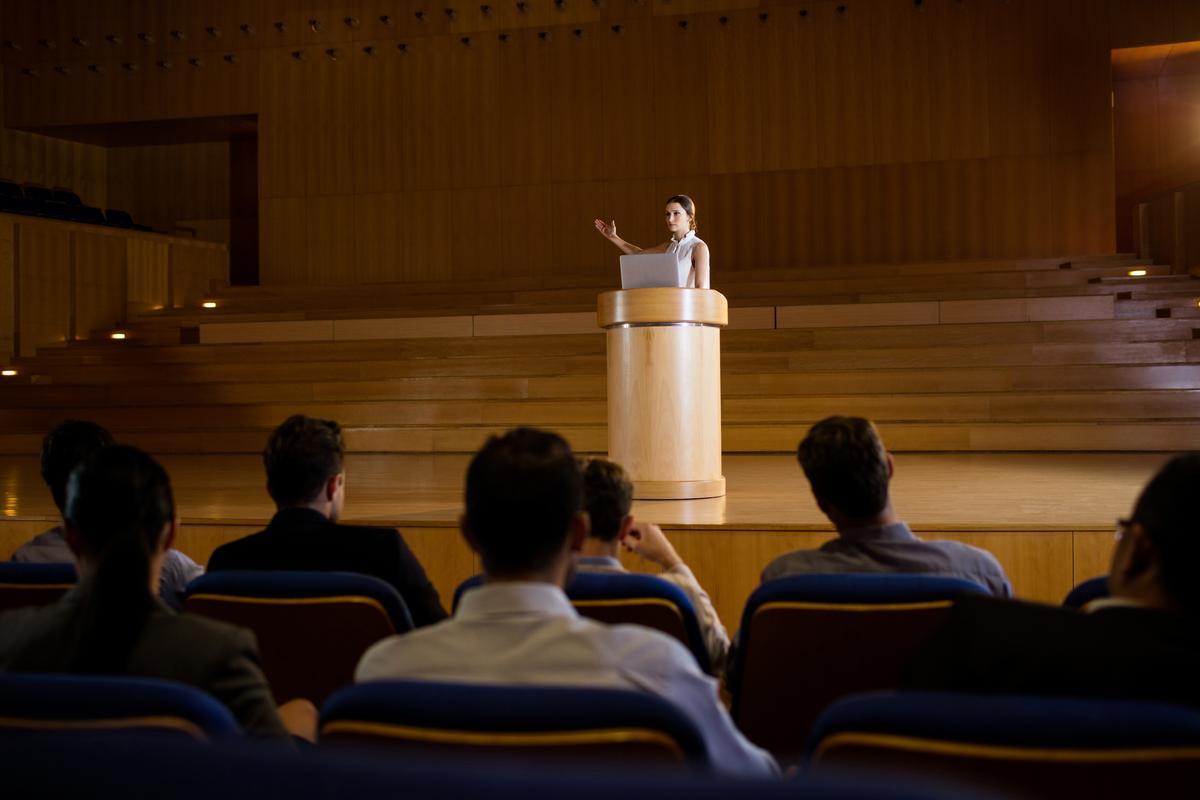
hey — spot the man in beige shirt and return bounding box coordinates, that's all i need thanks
[576,458,730,673]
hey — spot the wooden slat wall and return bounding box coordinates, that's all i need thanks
[5,0,1190,286]
[0,215,228,358]
[107,141,231,234]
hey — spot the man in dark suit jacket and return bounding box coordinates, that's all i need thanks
[207,415,447,627]
[904,453,1200,709]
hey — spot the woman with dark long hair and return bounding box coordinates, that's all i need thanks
[0,445,314,742]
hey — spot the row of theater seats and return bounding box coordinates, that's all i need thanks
[4,669,1200,798]
[0,180,151,230]
[0,563,1112,764]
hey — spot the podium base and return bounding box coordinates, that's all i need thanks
[632,477,726,501]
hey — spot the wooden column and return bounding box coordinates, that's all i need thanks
[597,289,727,500]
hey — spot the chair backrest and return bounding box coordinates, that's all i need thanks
[183,570,412,705]
[1062,575,1109,609]
[22,184,53,203]
[807,691,1200,800]
[0,562,78,613]
[104,208,134,228]
[51,189,83,206]
[454,572,711,672]
[730,573,987,762]
[0,673,241,743]
[320,680,710,770]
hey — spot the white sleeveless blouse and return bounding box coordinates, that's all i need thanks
[666,230,705,288]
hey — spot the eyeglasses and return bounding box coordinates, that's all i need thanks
[1115,518,1133,541]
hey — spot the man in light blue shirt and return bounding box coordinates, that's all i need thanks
[357,427,777,778]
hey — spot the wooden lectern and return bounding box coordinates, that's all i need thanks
[596,289,728,500]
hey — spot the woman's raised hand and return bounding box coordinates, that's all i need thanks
[593,218,617,240]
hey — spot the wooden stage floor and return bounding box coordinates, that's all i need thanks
[0,452,1168,531]
[0,452,1168,616]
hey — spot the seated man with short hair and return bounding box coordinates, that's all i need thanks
[903,453,1200,708]
[577,457,730,672]
[761,416,1012,597]
[12,420,203,609]
[356,427,777,777]
[207,415,446,627]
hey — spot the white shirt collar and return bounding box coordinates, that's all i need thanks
[455,581,578,620]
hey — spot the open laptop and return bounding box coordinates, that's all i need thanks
[619,253,691,289]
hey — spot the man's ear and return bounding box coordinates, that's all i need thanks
[568,512,590,553]
[1117,523,1158,584]
[459,513,480,554]
[885,452,895,479]
[617,514,635,541]
[325,473,342,502]
[160,516,178,553]
[62,522,85,559]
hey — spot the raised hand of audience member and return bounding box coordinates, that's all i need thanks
[620,521,684,570]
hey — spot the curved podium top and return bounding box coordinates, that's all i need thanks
[597,289,729,329]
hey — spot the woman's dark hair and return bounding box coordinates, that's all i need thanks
[62,445,175,672]
[666,194,697,231]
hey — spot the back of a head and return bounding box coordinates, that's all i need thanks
[465,428,582,577]
[61,445,175,673]
[797,416,890,520]
[1131,453,1200,613]
[581,458,633,543]
[41,420,114,512]
[263,415,343,507]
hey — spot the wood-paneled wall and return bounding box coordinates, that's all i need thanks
[0,64,108,207]
[1113,42,1200,255]
[0,213,227,359]
[107,141,231,233]
[5,0,1199,286]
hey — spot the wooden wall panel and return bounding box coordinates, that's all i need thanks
[549,25,603,184]
[599,18,655,179]
[16,223,71,357]
[73,230,126,339]
[1052,152,1116,255]
[927,158,989,261]
[401,36,454,191]
[352,191,402,283]
[350,42,403,195]
[448,33,500,189]
[705,10,762,175]
[551,181,607,279]
[986,156,1054,257]
[125,237,169,314]
[399,189,453,282]
[304,195,357,284]
[1047,0,1111,155]
[259,196,307,284]
[501,184,554,277]
[652,15,708,177]
[1109,0,1175,49]
[871,0,932,165]
[759,7,818,172]
[986,0,1053,157]
[169,242,228,307]
[107,142,230,233]
[450,187,504,280]
[0,219,13,359]
[813,1,877,168]
[498,28,554,187]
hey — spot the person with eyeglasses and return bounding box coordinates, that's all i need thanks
[902,453,1200,709]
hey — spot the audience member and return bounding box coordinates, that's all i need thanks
[0,445,313,742]
[577,458,730,671]
[903,453,1200,708]
[356,428,777,777]
[207,415,446,626]
[760,416,1012,596]
[11,420,202,609]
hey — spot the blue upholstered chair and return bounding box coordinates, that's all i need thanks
[321,680,710,770]
[1,732,974,800]
[0,673,241,743]
[1062,575,1109,609]
[805,691,1200,799]
[730,573,988,762]
[454,572,712,672]
[183,571,412,705]
[0,561,77,613]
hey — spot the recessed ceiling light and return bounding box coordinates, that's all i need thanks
[1,369,16,377]
[202,301,217,308]
[111,332,127,340]
[1128,269,1147,277]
